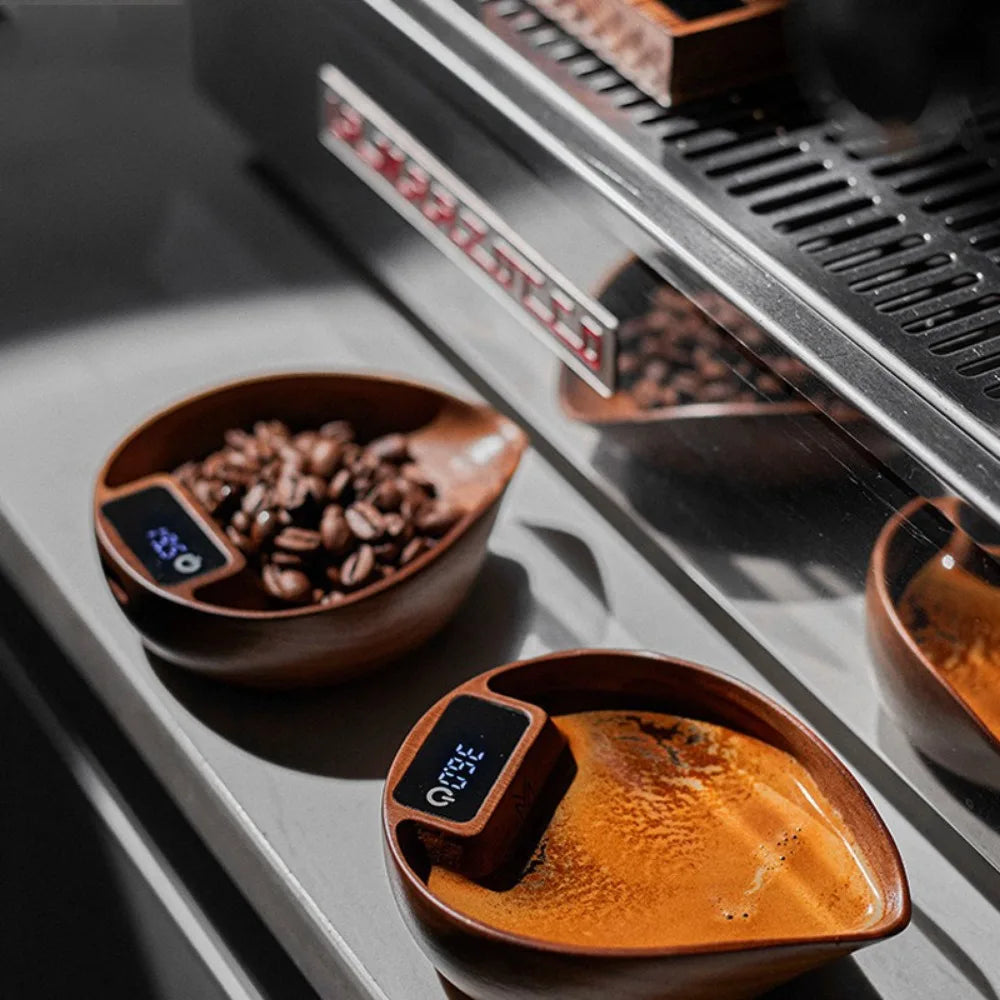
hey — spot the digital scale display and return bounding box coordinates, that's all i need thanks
[393,695,530,824]
[102,484,228,586]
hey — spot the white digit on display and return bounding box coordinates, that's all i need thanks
[438,767,467,791]
[456,743,485,761]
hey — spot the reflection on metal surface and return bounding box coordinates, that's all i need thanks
[867,497,1000,792]
[476,0,1000,524]
[559,257,888,481]
[317,64,618,395]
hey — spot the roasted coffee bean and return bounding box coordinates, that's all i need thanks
[278,446,306,474]
[370,479,403,512]
[319,420,354,442]
[671,372,702,398]
[192,479,222,512]
[351,475,374,498]
[254,419,290,443]
[251,508,278,545]
[382,512,409,539]
[293,431,319,455]
[174,461,199,486]
[373,540,402,564]
[400,537,429,565]
[367,433,409,463]
[341,544,376,589]
[261,564,310,603]
[308,437,342,478]
[270,551,305,568]
[701,381,733,403]
[320,505,353,554]
[302,475,327,504]
[755,373,783,396]
[231,510,251,533]
[372,462,397,484]
[226,526,252,553]
[176,415,465,608]
[274,474,302,509]
[274,527,322,553]
[699,359,730,381]
[613,282,846,413]
[631,378,663,410]
[642,358,669,382]
[345,501,385,541]
[617,353,640,377]
[327,467,353,502]
[241,482,269,515]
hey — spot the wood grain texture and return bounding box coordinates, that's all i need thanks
[94,372,527,687]
[383,649,910,1000]
[529,0,787,105]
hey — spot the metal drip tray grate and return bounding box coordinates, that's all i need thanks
[481,0,1000,435]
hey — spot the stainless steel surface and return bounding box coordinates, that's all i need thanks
[2,7,999,1000]
[188,0,1000,869]
[204,0,1000,528]
[317,64,618,395]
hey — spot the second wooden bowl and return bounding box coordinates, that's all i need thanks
[867,496,1000,788]
[94,372,527,687]
[383,649,910,1000]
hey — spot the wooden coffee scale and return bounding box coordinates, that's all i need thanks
[529,0,787,104]
[383,651,909,1000]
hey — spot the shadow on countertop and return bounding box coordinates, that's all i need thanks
[436,954,884,999]
[151,552,533,779]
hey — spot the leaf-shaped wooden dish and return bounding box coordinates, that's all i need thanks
[94,372,527,687]
[383,649,910,1000]
[867,496,1000,789]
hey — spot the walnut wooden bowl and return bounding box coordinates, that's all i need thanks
[94,372,527,687]
[559,259,890,481]
[867,496,1000,788]
[383,649,910,1000]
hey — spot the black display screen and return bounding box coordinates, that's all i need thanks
[393,696,530,824]
[669,0,744,20]
[102,484,228,586]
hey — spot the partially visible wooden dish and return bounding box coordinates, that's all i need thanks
[867,496,1000,788]
[95,372,527,687]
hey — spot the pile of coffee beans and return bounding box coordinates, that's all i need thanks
[616,286,821,411]
[174,420,463,607]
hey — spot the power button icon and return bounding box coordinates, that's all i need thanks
[173,552,204,575]
[426,786,456,809]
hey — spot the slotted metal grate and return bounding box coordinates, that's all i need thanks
[479,0,1000,429]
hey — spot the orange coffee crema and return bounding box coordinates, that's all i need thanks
[900,556,1000,738]
[428,711,883,948]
